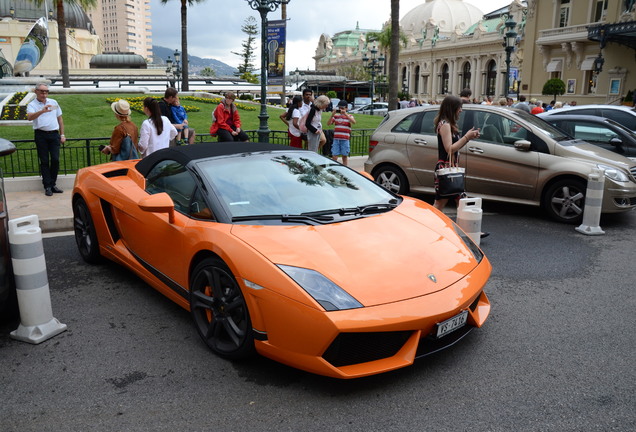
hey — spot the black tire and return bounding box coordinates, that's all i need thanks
[542,178,587,224]
[373,165,408,195]
[190,257,255,360]
[73,197,102,263]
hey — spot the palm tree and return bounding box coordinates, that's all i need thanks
[36,0,97,88]
[389,0,400,111]
[161,0,206,92]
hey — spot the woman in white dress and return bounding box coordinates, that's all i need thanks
[138,97,178,157]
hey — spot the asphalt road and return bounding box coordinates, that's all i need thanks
[1,202,635,432]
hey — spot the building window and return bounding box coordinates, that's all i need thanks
[486,60,497,96]
[559,0,570,27]
[441,63,449,94]
[593,0,608,22]
[462,62,471,90]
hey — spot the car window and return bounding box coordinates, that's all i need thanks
[414,111,437,134]
[145,159,213,219]
[391,113,420,133]
[572,122,618,144]
[199,152,396,219]
[571,108,596,116]
[601,110,635,130]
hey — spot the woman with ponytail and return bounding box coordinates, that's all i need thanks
[138,97,178,157]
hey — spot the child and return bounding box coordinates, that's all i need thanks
[327,99,356,165]
[170,95,189,145]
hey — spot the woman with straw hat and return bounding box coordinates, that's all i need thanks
[101,99,139,160]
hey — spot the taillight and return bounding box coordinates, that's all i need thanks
[369,140,379,153]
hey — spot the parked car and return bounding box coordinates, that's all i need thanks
[540,104,636,132]
[538,113,636,160]
[349,102,389,116]
[365,105,636,224]
[353,97,372,108]
[0,138,17,323]
[72,142,491,379]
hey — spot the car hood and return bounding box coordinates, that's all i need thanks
[230,199,480,307]
[556,139,635,169]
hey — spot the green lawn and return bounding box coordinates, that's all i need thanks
[0,93,384,142]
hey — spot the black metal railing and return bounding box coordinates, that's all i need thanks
[1,129,374,177]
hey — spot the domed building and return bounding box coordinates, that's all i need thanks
[315,0,527,102]
[397,0,527,102]
[400,0,483,35]
[314,22,381,78]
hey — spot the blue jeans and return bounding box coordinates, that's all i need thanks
[34,130,61,189]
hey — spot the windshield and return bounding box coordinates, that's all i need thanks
[512,109,571,141]
[198,151,398,220]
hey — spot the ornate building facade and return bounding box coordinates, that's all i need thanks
[315,0,636,104]
[524,0,636,104]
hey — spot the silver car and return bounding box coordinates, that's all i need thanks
[540,104,636,132]
[364,105,636,223]
[349,102,389,116]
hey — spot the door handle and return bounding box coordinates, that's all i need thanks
[414,138,428,145]
[467,146,484,153]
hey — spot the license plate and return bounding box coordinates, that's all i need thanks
[436,310,468,338]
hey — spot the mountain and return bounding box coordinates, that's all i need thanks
[152,46,237,77]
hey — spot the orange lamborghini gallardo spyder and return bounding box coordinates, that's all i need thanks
[72,142,491,378]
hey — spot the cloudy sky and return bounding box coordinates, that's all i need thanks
[150,0,512,72]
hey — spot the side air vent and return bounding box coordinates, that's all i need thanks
[102,168,129,178]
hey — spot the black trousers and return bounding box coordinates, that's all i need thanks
[217,128,249,142]
[34,130,61,189]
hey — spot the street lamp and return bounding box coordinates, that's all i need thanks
[503,16,517,98]
[165,56,174,89]
[362,44,385,115]
[245,0,291,143]
[593,52,605,74]
[173,49,182,92]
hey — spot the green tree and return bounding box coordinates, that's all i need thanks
[542,78,566,101]
[241,71,259,84]
[233,16,259,81]
[36,0,97,88]
[200,67,216,77]
[160,0,207,91]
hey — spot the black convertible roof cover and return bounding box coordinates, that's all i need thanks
[135,142,304,177]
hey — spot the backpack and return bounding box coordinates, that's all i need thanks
[298,110,310,134]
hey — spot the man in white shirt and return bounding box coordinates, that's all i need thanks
[26,83,66,196]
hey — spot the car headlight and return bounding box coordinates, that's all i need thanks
[598,164,630,182]
[277,265,363,311]
[452,223,484,263]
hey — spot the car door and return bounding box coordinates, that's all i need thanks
[116,159,212,287]
[404,110,440,187]
[461,109,540,200]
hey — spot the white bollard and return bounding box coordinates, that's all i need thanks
[576,169,605,236]
[457,197,483,246]
[8,215,67,344]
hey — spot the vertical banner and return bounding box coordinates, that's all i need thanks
[267,20,286,92]
[508,67,519,96]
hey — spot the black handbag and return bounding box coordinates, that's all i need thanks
[436,151,465,197]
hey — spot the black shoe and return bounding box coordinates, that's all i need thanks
[45,188,53,196]
[480,232,490,239]
[51,186,63,193]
